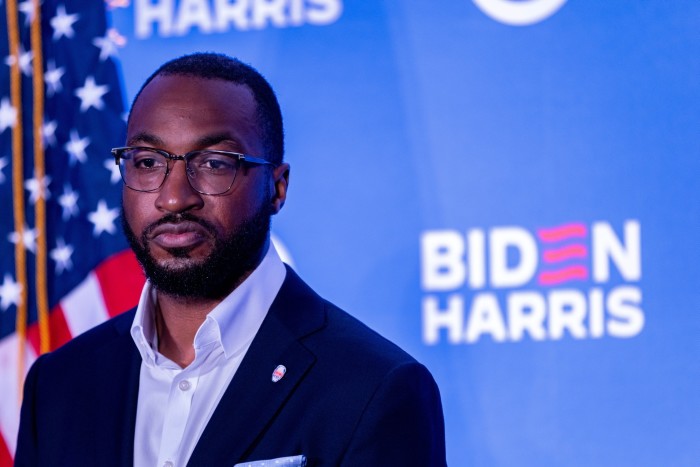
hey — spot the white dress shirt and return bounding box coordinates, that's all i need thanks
[130,245,287,467]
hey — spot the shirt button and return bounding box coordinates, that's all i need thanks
[178,380,191,391]
[163,461,174,467]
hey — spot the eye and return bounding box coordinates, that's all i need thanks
[193,152,237,173]
[134,157,158,169]
[128,149,166,170]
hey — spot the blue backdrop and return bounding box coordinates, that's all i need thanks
[110,1,700,465]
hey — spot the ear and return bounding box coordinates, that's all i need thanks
[270,162,290,214]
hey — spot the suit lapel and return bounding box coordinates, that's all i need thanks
[188,268,326,466]
[92,309,142,467]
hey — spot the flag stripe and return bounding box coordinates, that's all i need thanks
[17,250,140,376]
[27,304,72,355]
[0,334,37,456]
[47,306,73,352]
[0,434,11,467]
[61,273,111,338]
[95,249,145,317]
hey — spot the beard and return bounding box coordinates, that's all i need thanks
[121,205,271,300]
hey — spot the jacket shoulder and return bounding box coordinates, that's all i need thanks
[277,267,418,371]
[319,300,417,368]
[40,308,136,369]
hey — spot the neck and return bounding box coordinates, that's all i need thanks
[154,294,217,368]
[152,242,269,368]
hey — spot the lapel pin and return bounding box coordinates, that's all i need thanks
[272,364,287,383]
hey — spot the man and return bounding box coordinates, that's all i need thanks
[15,53,446,466]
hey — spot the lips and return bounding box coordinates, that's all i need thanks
[148,220,211,250]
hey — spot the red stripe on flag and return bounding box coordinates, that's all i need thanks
[0,432,12,467]
[26,305,74,354]
[48,306,73,351]
[95,249,145,317]
[27,321,41,357]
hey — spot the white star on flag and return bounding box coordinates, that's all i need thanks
[44,60,65,96]
[65,129,90,165]
[51,4,79,40]
[103,157,122,184]
[5,45,33,76]
[7,224,38,254]
[24,173,52,203]
[93,33,119,61]
[0,97,18,133]
[19,0,37,26]
[0,274,22,312]
[58,184,79,220]
[19,47,33,76]
[50,238,74,274]
[43,120,58,146]
[75,76,109,112]
[0,157,8,184]
[88,199,119,236]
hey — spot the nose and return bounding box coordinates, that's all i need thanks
[154,160,204,213]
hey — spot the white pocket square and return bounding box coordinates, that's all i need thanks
[234,454,306,467]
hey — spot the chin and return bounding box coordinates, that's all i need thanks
[158,256,205,271]
[122,203,272,299]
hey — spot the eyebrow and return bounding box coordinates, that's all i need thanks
[195,133,244,151]
[126,132,164,147]
[126,132,245,152]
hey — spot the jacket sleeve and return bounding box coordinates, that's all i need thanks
[14,354,45,467]
[339,361,447,466]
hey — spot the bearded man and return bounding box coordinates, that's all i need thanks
[15,53,446,467]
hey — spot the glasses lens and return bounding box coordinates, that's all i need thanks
[186,151,239,195]
[119,148,168,192]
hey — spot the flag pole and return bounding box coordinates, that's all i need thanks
[5,0,29,398]
[30,0,50,355]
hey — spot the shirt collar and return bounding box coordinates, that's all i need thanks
[130,244,287,366]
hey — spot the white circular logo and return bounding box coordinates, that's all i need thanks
[472,0,568,26]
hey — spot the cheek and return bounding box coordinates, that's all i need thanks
[208,196,259,235]
[209,204,241,233]
[122,190,152,233]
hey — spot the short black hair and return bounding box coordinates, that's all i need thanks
[130,52,284,164]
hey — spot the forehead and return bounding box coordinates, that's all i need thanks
[128,75,262,154]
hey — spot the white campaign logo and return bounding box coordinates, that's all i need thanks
[134,0,343,39]
[472,0,567,26]
[419,220,644,345]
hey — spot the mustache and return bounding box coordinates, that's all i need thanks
[142,212,217,239]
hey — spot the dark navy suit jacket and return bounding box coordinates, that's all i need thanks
[15,267,446,466]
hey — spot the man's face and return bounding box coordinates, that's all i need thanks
[122,75,287,299]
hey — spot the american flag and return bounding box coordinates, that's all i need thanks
[0,0,143,463]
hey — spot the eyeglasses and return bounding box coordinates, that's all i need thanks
[111,146,275,195]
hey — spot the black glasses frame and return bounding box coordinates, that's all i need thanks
[111,146,275,195]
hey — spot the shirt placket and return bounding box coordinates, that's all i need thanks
[157,365,202,467]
